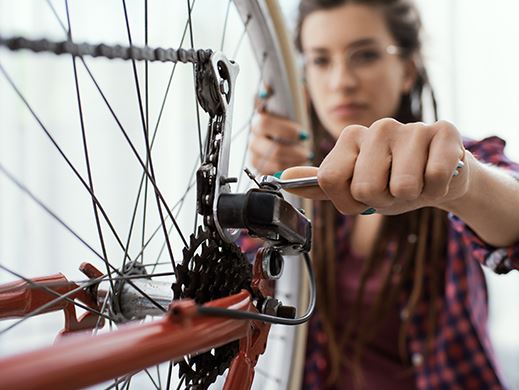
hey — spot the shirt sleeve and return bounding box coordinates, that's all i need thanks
[448,136,519,274]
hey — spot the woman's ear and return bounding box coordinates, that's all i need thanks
[402,57,418,93]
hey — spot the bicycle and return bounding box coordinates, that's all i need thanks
[0,1,315,389]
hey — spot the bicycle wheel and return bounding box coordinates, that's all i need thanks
[0,0,308,389]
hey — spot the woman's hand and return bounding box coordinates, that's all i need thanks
[281,118,470,215]
[249,111,312,175]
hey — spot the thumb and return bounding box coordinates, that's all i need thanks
[280,166,328,200]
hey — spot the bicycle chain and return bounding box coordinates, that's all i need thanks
[0,35,212,64]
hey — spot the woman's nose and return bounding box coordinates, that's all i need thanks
[328,59,358,91]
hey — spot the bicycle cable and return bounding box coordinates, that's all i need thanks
[196,252,316,326]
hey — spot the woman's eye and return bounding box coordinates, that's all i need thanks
[350,49,382,66]
[310,57,329,68]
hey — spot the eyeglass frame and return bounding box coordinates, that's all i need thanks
[302,43,405,79]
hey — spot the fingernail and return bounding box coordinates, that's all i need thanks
[361,208,377,215]
[274,170,284,179]
[258,89,269,99]
[298,129,310,141]
[308,151,315,161]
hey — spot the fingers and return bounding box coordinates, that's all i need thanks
[253,112,308,144]
[318,126,366,214]
[350,130,393,208]
[280,166,328,200]
[422,121,465,200]
[388,122,431,201]
[249,110,311,175]
[249,135,309,174]
[271,119,465,216]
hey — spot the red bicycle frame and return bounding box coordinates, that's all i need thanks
[0,250,275,390]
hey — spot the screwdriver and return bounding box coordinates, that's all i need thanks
[257,160,464,190]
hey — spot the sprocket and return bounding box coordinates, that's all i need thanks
[171,226,252,389]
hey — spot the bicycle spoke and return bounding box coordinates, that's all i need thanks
[0,263,112,335]
[46,0,189,263]
[94,292,111,335]
[186,0,204,165]
[156,365,162,390]
[150,0,196,152]
[121,0,178,275]
[220,1,232,51]
[141,0,150,267]
[149,163,198,274]
[231,14,252,60]
[144,368,161,390]
[105,374,130,390]
[0,60,133,267]
[2,271,176,290]
[80,59,189,251]
[0,163,104,260]
[0,163,167,314]
[237,53,268,191]
[174,372,187,390]
[135,159,198,273]
[65,0,117,297]
[121,0,196,272]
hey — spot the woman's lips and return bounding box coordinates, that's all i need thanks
[329,103,367,118]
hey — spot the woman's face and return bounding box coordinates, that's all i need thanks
[301,4,416,138]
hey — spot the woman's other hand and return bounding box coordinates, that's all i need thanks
[281,118,471,215]
[249,112,312,174]
[249,87,312,175]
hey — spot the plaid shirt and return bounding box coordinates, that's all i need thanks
[302,136,519,390]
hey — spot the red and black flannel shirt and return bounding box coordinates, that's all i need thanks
[302,136,519,390]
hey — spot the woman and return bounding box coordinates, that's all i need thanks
[248,0,519,389]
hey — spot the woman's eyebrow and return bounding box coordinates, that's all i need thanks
[347,37,378,49]
[304,37,379,53]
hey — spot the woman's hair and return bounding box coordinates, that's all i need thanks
[295,0,448,386]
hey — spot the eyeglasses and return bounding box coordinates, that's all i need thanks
[303,44,402,79]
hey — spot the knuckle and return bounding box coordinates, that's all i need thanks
[390,175,423,200]
[426,164,450,183]
[372,117,400,132]
[350,181,382,202]
[434,120,458,139]
[317,166,341,191]
[339,124,365,142]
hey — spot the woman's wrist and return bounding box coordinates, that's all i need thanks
[435,151,519,247]
[435,150,477,213]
